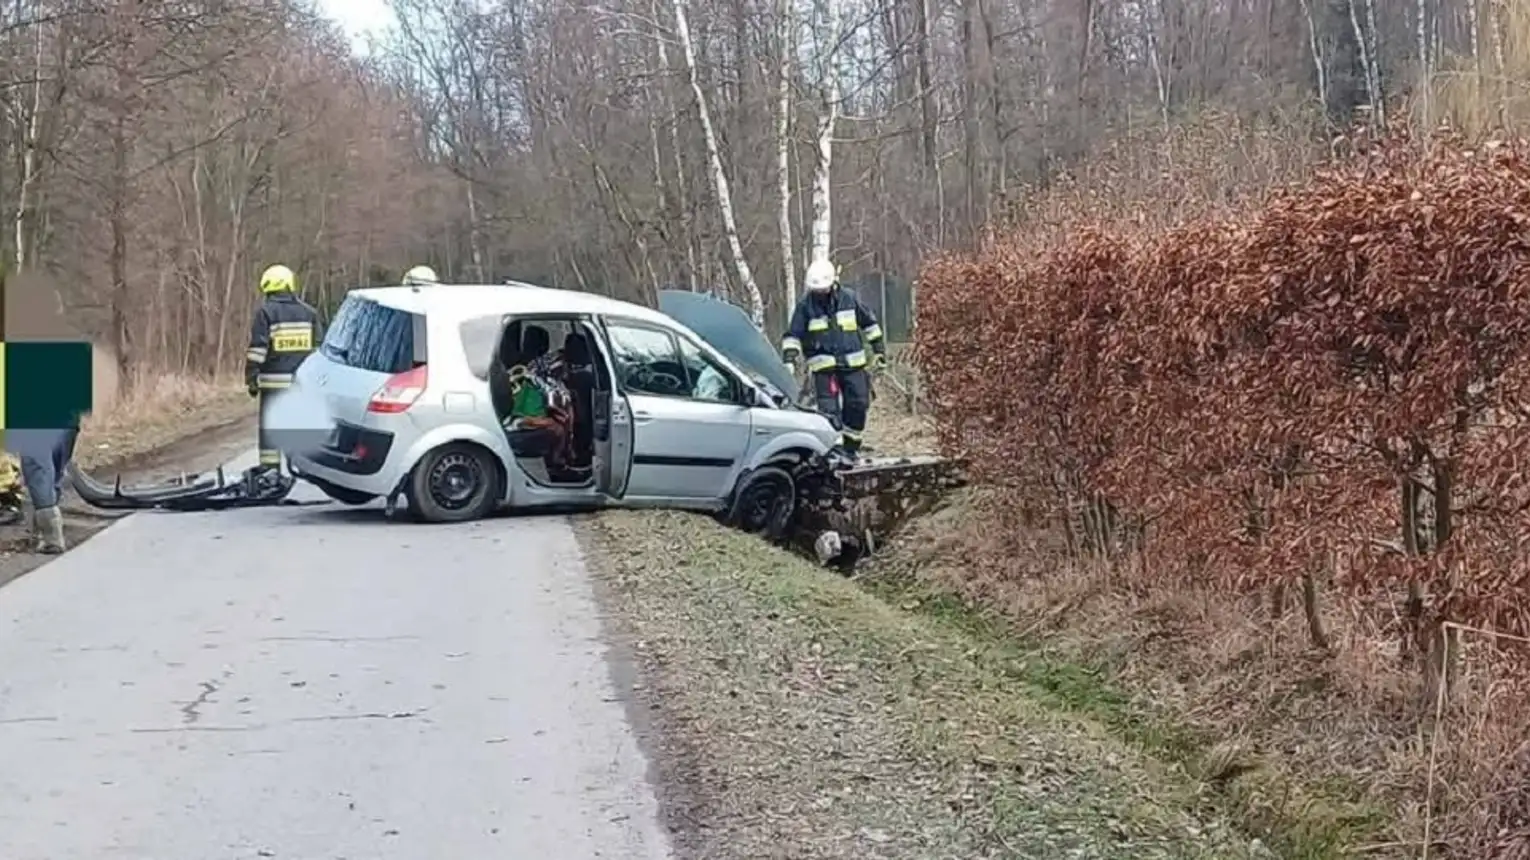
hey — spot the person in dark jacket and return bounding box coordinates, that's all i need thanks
[244,264,321,475]
[781,258,887,455]
[2,271,92,553]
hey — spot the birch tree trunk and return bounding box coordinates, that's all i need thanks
[1145,4,1172,132]
[651,0,698,291]
[1491,0,1509,129]
[808,0,840,265]
[1364,0,1384,127]
[1348,0,1384,128]
[465,180,486,282]
[14,8,44,272]
[1416,0,1432,130]
[1296,0,1329,117]
[775,0,797,315]
[670,0,765,328]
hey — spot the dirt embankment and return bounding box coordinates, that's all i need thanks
[578,398,1296,859]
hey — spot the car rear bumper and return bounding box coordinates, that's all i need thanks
[311,421,394,474]
[288,421,404,496]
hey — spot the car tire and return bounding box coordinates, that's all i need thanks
[724,465,796,541]
[405,442,502,523]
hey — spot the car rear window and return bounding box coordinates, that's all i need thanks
[320,294,427,374]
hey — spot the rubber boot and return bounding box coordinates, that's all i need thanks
[33,505,65,554]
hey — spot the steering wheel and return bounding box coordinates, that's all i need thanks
[628,364,686,395]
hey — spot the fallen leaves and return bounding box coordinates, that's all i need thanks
[918,127,1530,638]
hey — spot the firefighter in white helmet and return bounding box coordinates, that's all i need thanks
[780,258,887,456]
[402,265,439,286]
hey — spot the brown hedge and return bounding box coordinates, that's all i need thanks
[916,130,1530,639]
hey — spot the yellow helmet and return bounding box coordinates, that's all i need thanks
[259,264,296,294]
[403,265,439,286]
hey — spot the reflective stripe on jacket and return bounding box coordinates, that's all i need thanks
[780,287,885,372]
[246,293,322,390]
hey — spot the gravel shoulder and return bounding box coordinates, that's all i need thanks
[578,508,1262,859]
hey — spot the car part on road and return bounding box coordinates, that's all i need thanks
[68,463,317,511]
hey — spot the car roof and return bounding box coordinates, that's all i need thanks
[349,282,674,326]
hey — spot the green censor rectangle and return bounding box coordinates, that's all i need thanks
[2,341,93,430]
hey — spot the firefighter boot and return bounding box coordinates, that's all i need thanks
[33,505,66,554]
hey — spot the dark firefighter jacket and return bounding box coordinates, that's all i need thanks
[781,287,886,373]
[245,292,322,391]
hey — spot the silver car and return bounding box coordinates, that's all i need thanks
[286,283,841,523]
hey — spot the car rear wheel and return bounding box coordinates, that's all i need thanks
[724,465,796,541]
[406,443,501,523]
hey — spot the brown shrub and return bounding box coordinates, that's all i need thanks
[916,126,1530,856]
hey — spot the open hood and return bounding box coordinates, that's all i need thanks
[658,290,797,399]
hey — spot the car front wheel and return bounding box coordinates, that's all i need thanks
[724,465,796,541]
[406,443,502,523]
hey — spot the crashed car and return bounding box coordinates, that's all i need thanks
[276,281,851,526]
[73,282,962,564]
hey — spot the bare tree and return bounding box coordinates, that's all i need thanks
[775,0,796,312]
[807,0,840,267]
[670,0,764,327]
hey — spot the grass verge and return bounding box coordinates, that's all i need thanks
[859,563,1386,860]
[579,508,1266,860]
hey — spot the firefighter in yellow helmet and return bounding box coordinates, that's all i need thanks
[245,264,321,475]
[402,265,439,286]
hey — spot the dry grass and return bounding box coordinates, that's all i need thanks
[865,395,934,457]
[1432,0,1530,139]
[857,401,1455,857]
[869,497,1400,855]
[76,370,253,469]
[579,508,1265,860]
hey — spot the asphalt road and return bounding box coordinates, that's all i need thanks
[0,449,675,860]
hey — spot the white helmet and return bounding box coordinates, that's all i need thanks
[804,258,836,292]
[403,265,439,286]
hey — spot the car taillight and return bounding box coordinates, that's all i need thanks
[368,365,428,413]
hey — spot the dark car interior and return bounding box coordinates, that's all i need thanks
[488,317,609,488]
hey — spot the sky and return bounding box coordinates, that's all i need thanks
[315,0,398,53]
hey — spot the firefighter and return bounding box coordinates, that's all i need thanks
[781,258,887,456]
[245,264,321,475]
[402,265,439,286]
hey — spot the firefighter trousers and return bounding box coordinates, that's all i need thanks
[257,389,282,469]
[811,368,870,452]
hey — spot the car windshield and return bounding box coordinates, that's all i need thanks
[657,290,797,398]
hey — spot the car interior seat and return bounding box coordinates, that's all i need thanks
[519,325,550,365]
[487,319,521,421]
[562,331,596,466]
[500,323,558,461]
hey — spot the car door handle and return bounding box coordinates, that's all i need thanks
[633,410,653,423]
